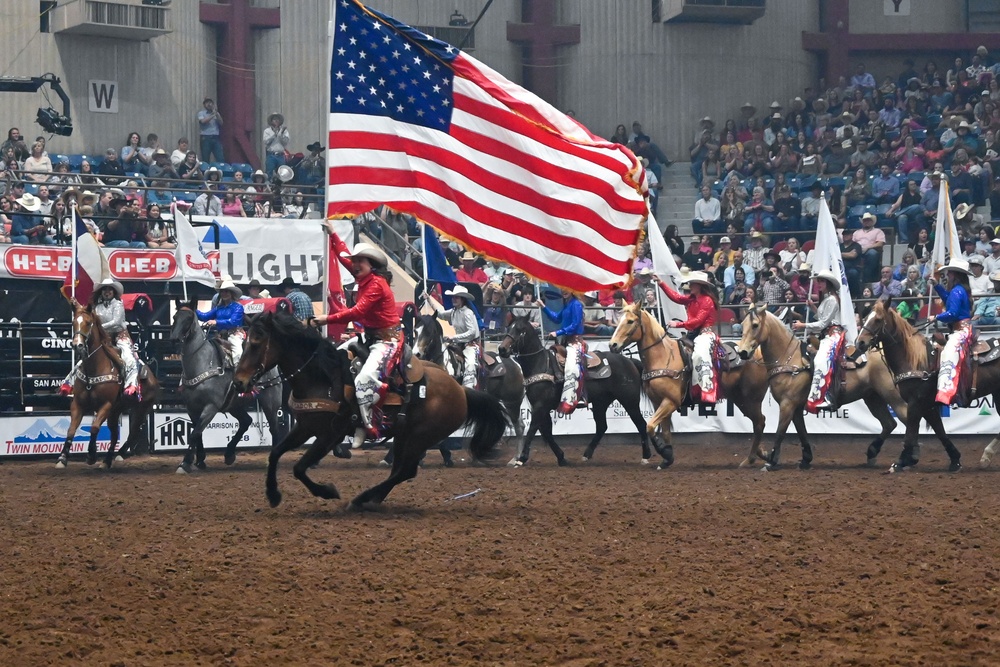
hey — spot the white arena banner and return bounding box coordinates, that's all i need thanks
[0,217,327,285]
[152,412,276,452]
[2,415,130,457]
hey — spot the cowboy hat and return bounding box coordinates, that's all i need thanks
[341,242,388,267]
[79,190,98,206]
[740,102,756,116]
[583,290,599,299]
[306,141,323,153]
[954,203,973,218]
[278,276,300,291]
[16,193,41,212]
[811,269,841,288]
[991,270,1000,282]
[969,255,985,266]
[839,111,855,123]
[681,271,714,288]
[96,277,124,298]
[251,169,267,181]
[749,230,764,239]
[700,116,714,126]
[444,285,473,301]
[769,100,782,110]
[719,236,732,244]
[798,262,812,273]
[940,258,971,276]
[764,249,781,260]
[957,120,973,131]
[861,212,877,222]
[812,98,829,113]
[790,97,805,111]
[60,187,82,205]
[771,112,782,120]
[947,116,962,129]
[152,148,168,157]
[459,251,477,262]
[267,112,285,125]
[248,278,263,288]
[217,278,242,298]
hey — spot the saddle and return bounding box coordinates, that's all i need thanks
[211,337,234,369]
[482,351,507,378]
[347,340,424,408]
[552,346,613,380]
[972,338,1000,366]
[677,338,743,372]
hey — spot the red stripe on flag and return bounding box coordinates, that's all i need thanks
[327,165,630,274]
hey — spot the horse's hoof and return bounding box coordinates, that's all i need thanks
[176,465,190,475]
[799,461,812,470]
[884,463,912,474]
[513,459,525,467]
[55,458,67,469]
[86,453,97,466]
[581,455,590,462]
[378,458,390,467]
[506,457,519,467]
[442,458,455,468]
[266,489,282,508]
[980,456,992,468]
[224,453,237,466]
[866,457,879,467]
[640,458,649,465]
[949,461,962,472]
[195,460,207,470]
[738,457,753,468]
[762,463,781,472]
[333,444,352,459]
[557,457,569,467]
[114,455,124,462]
[315,484,341,500]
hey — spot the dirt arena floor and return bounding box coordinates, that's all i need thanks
[2,434,1000,666]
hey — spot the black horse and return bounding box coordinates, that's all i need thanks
[413,313,526,449]
[235,312,510,508]
[497,316,649,465]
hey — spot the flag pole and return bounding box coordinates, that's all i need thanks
[173,200,189,303]
[70,200,78,302]
[422,223,430,312]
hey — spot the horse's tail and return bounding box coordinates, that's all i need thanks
[462,388,510,461]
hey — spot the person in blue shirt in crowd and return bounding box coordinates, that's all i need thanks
[11,193,54,245]
[535,288,585,415]
[197,278,245,366]
[927,259,973,406]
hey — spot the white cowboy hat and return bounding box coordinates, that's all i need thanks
[954,203,973,218]
[217,278,242,298]
[97,277,124,298]
[769,100,782,110]
[459,251,477,262]
[811,270,841,288]
[16,193,41,212]
[700,116,714,126]
[444,285,473,301]
[969,255,985,266]
[267,112,285,125]
[798,262,812,273]
[681,270,714,288]
[940,259,971,276]
[740,101,756,116]
[341,242,387,267]
[584,290,599,299]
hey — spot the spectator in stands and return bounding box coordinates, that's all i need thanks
[171,138,189,168]
[456,252,488,284]
[19,143,48,186]
[197,98,225,162]
[970,255,992,295]
[772,184,801,238]
[11,193,53,245]
[145,179,174,208]
[682,237,710,271]
[221,189,245,217]
[850,139,877,171]
[688,131,714,188]
[780,237,806,273]
[743,186,774,234]
[822,139,851,177]
[192,178,223,217]
[263,112,289,177]
[609,124,628,146]
[839,229,864,296]
[972,272,1000,326]
[144,203,175,249]
[759,266,790,306]
[0,197,13,243]
[976,226,993,255]
[886,172,928,244]
[633,133,671,183]
[482,282,508,335]
[140,133,160,168]
[901,263,927,295]
[878,97,903,129]
[894,135,926,174]
[148,148,179,181]
[692,185,722,235]
[872,164,901,205]
[663,224,685,263]
[850,63,877,98]
[789,263,817,301]
[77,160,103,188]
[510,290,540,326]
[855,212,886,283]
[723,249,756,295]
[743,231,768,272]
[297,141,326,187]
[243,279,266,301]
[893,249,923,282]
[47,161,78,197]
[98,148,126,185]
[843,167,873,210]
[949,161,976,207]
[102,207,146,249]
[581,291,614,335]
[1,128,27,162]
[701,148,721,188]
[871,265,902,300]
[121,132,146,175]
[280,277,314,321]
[799,183,823,229]
[712,235,734,266]
[178,151,204,181]
[720,186,745,232]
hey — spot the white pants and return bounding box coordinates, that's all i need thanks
[355,339,397,428]
[64,332,138,390]
[691,330,718,403]
[223,330,245,367]
[937,324,972,405]
[561,341,583,406]
[447,344,479,389]
[807,329,844,411]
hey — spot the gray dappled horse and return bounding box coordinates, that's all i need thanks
[169,304,283,473]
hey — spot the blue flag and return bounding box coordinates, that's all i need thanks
[423,224,457,286]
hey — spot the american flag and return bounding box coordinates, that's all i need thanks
[326,0,647,292]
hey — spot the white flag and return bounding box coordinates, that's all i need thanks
[172,207,217,288]
[931,179,960,272]
[645,212,687,322]
[811,197,858,343]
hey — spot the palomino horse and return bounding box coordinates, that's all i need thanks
[498,316,649,465]
[737,304,909,468]
[607,303,688,468]
[853,300,962,472]
[56,299,160,469]
[413,313,526,447]
[169,304,283,473]
[611,304,773,468]
[234,312,510,508]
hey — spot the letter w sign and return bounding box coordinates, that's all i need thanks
[88,80,118,113]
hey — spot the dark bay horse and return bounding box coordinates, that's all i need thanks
[498,316,648,466]
[413,313,526,446]
[169,304,283,474]
[234,312,510,508]
[56,299,159,469]
[854,300,962,472]
[736,305,910,469]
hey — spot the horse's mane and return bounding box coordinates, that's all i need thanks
[255,312,350,385]
[635,304,666,341]
[879,301,928,369]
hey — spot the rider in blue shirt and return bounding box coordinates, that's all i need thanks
[928,261,974,405]
[536,289,586,415]
[197,279,245,364]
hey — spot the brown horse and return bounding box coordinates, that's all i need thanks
[608,303,688,468]
[56,299,159,469]
[853,300,962,472]
[737,304,909,468]
[234,312,509,508]
[610,304,773,468]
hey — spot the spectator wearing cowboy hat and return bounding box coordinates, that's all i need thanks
[242,278,267,301]
[148,148,179,181]
[263,112,289,178]
[297,141,326,186]
[456,251,488,284]
[279,276,314,321]
[434,285,481,388]
[11,193,54,245]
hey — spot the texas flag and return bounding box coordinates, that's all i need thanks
[61,211,109,303]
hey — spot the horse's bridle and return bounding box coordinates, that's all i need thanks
[499,326,543,358]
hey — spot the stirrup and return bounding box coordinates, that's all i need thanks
[557,401,575,415]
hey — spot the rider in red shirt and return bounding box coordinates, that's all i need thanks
[655,271,721,403]
[312,231,399,440]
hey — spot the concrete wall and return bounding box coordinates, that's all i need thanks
[849,0,965,35]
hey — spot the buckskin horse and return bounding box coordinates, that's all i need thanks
[56,299,160,469]
[853,300,963,472]
[169,303,283,473]
[234,312,510,508]
[413,313,526,449]
[736,304,909,469]
[498,315,649,466]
